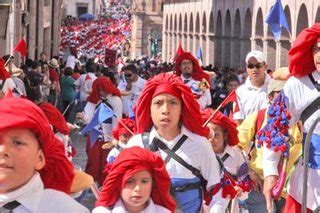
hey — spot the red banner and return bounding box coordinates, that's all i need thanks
[105,48,117,67]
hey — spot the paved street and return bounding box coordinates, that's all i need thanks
[71,130,96,211]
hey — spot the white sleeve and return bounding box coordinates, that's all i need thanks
[208,190,229,213]
[2,78,16,93]
[200,140,221,189]
[83,102,96,124]
[233,90,245,120]
[263,143,281,177]
[205,89,212,106]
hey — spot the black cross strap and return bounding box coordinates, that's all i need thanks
[164,135,188,164]
[308,74,320,92]
[2,200,21,211]
[221,153,230,163]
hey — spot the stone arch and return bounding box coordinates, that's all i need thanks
[280,5,292,67]
[184,13,188,33]
[209,11,214,33]
[189,13,194,32]
[255,8,263,52]
[296,4,308,35]
[179,14,182,32]
[232,9,241,68]
[195,12,200,33]
[315,6,320,23]
[224,10,231,67]
[170,14,173,31]
[215,10,223,66]
[202,12,207,34]
[242,8,252,68]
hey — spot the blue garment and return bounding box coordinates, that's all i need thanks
[302,133,320,169]
[171,177,202,213]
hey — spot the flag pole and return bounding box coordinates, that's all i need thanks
[202,90,237,127]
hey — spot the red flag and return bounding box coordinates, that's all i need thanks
[221,90,240,112]
[174,44,184,61]
[13,38,27,57]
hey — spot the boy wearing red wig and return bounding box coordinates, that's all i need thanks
[0,98,88,212]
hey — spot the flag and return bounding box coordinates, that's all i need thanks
[196,46,203,62]
[89,128,103,147]
[81,103,114,135]
[13,38,27,57]
[174,43,184,61]
[128,103,135,120]
[265,0,290,40]
[221,90,239,112]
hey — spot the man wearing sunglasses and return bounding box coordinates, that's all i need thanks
[233,50,271,126]
[118,64,146,116]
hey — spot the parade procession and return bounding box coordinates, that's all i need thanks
[0,0,320,212]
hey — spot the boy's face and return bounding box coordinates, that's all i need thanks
[0,128,45,193]
[207,123,226,154]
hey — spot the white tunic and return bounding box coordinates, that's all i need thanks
[181,76,212,110]
[0,172,89,213]
[106,141,128,163]
[118,76,146,115]
[74,73,97,101]
[92,199,170,213]
[281,71,320,210]
[83,95,122,142]
[127,126,220,190]
[209,145,248,213]
[233,74,271,120]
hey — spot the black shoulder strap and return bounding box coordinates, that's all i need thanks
[153,138,203,179]
[300,97,320,125]
[221,153,230,162]
[309,74,320,92]
[164,135,188,163]
[115,145,123,152]
[0,78,7,91]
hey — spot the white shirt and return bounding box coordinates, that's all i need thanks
[117,76,146,115]
[106,141,128,163]
[127,125,220,190]
[181,76,212,110]
[280,71,320,210]
[12,77,26,97]
[0,78,16,94]
[209,145,248,213]
[83,95,122,141]
[0,172,89,213]
[92,199,170,213]
[74,73,97,101]
[66,55,80,70]
[233,74,271,120]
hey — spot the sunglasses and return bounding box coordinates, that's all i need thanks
[124,74,133,78]
[247,62,265,69]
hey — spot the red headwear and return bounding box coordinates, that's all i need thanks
[87,76,121,104]
[0,58,10,80]
[0,98,74,193]
[135,73,210,137]
[289,23,320,77]
[96,146,176,211]
[174,52,211,85]
[112,118,135,140]
[39,102,70,135]
[202,108,239,146]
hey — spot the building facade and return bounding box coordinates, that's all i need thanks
[0,0,63,61]
[62,0,101,19]
[162,0,320,70]
[130,0,164,59]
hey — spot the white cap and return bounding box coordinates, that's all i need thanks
[245,50,267,63]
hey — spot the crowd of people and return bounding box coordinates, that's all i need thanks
[0,14,319,213]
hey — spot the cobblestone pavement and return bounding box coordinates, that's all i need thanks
[71,130,96,211]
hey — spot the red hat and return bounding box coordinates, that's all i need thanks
[39,102,70,135]
[289,23,320,77]
[0,98,74,193]
[202,108,239,146]
[0,58,10,80]
[96,146,176,211]
[87,76,121,104]
[174,52,211,86]
[112,118,135,140]
[134,73,210,137]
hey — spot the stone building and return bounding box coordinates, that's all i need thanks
[0,0,64,61]
[162,0,320,70]
[130,0,164,59]
[62,0,101,19]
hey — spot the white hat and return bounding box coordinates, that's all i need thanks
[245,50,267,63]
